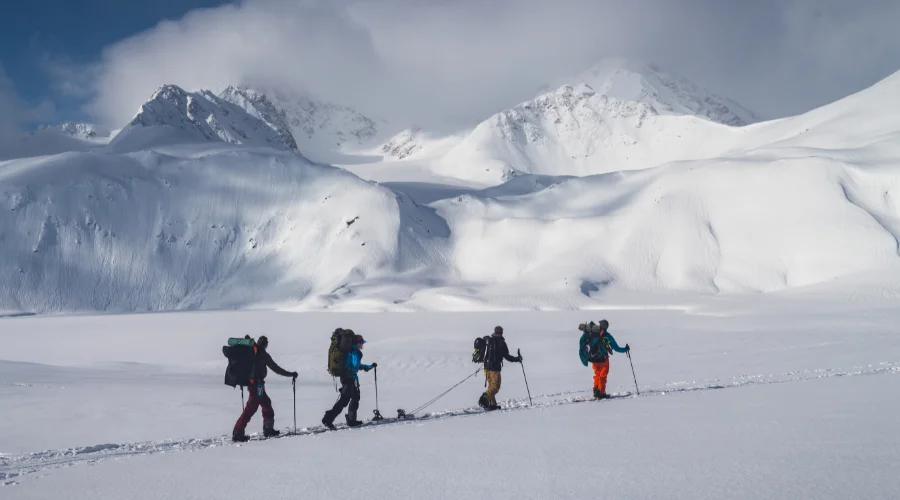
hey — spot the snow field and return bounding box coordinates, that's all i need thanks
[1,297,899,498]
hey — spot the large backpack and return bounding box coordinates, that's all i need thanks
[586,332,614,363]
[472,336,487,363]
[473,335,498,366]
[327,328,356,376]
[223,336,256,387]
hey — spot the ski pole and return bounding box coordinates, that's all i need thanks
[292,377,297,434]
[373,365,384,421]
[626,349,639,395]
[518,349,533,406]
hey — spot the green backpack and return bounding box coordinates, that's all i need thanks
[327,328,356,376]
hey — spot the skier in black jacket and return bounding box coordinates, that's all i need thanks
[232,336,298,442]
[479,326,522,410]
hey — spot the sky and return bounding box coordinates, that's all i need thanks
[2,0,900,132]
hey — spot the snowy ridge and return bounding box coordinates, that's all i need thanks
[439,82,743,182]
[233,86,382,153]
[109,84,299,153]
[38,122,110,140]
[575,57,762,126]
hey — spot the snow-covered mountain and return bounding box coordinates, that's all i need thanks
[563,57,761,126]
[109,85,299,153]
[2,63,900,313]
[45,122,111,139]
[219,86,382,154]
[380,127,425,159]
[438,82,744,183]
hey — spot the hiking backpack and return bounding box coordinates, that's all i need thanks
[473,335,497,365]
[472,336,486,363]
[327,328,356,376]
[223,336,256,387]
[586,332,614,362]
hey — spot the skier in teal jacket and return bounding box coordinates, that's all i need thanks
[579,320,629,399]
[322,335,376,429]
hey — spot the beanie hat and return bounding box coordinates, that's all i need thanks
[493,326,504,335]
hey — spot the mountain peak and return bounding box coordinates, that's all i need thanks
[574,57,761,126]
[111,84,299,153]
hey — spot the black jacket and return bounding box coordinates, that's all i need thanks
[483,333,519,371]
[250,347,292,383]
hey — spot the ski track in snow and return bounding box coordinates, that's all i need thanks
[1,360,897,485]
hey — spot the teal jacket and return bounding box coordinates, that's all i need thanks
[579,331,627,366]
[344,348,373,380]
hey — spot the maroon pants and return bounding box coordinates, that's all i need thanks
[233,384,275,436]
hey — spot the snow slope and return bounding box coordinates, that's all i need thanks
[219,85,383,158]
[109,85,299,153]
[0,144,447,313]
[1,298,898,497]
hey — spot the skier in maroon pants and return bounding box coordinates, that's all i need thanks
[233,336,298,442]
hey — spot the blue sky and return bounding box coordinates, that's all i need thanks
[0,0,230,124]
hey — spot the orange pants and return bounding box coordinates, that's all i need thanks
[592,359,610,393]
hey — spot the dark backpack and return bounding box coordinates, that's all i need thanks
[328,328,356,376]
[223,336,256,387]
[472,336,486,363]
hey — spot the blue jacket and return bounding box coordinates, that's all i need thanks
[579,331,627,366]
[344,348,373,380]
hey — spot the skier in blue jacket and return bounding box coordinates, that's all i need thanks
[322,335,376,429]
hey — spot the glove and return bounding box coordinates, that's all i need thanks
[516,355,523,363]
[371,362,378,369]
[291,372,298,379]
[625,344,631,352]
[363,365,372,372]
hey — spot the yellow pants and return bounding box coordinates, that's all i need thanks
[484,370,502,406]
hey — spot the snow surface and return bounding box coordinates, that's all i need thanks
[1,61,900,314]
[1,296,898,498]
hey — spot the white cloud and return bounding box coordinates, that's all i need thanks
[80,0,900,129]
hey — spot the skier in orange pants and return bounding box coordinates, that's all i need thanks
[579,320,629,399]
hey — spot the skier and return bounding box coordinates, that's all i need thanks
[579,320,629,399]
[232,336,298,442]
[479,326,522,410]
[322,335,376,430]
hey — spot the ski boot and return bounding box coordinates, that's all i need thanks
[232,433,249,443]
[593,387,602,399]
[346,412,363,428]
[321,416,337,431]
[263,420,280,438]
[478,393,490,410]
